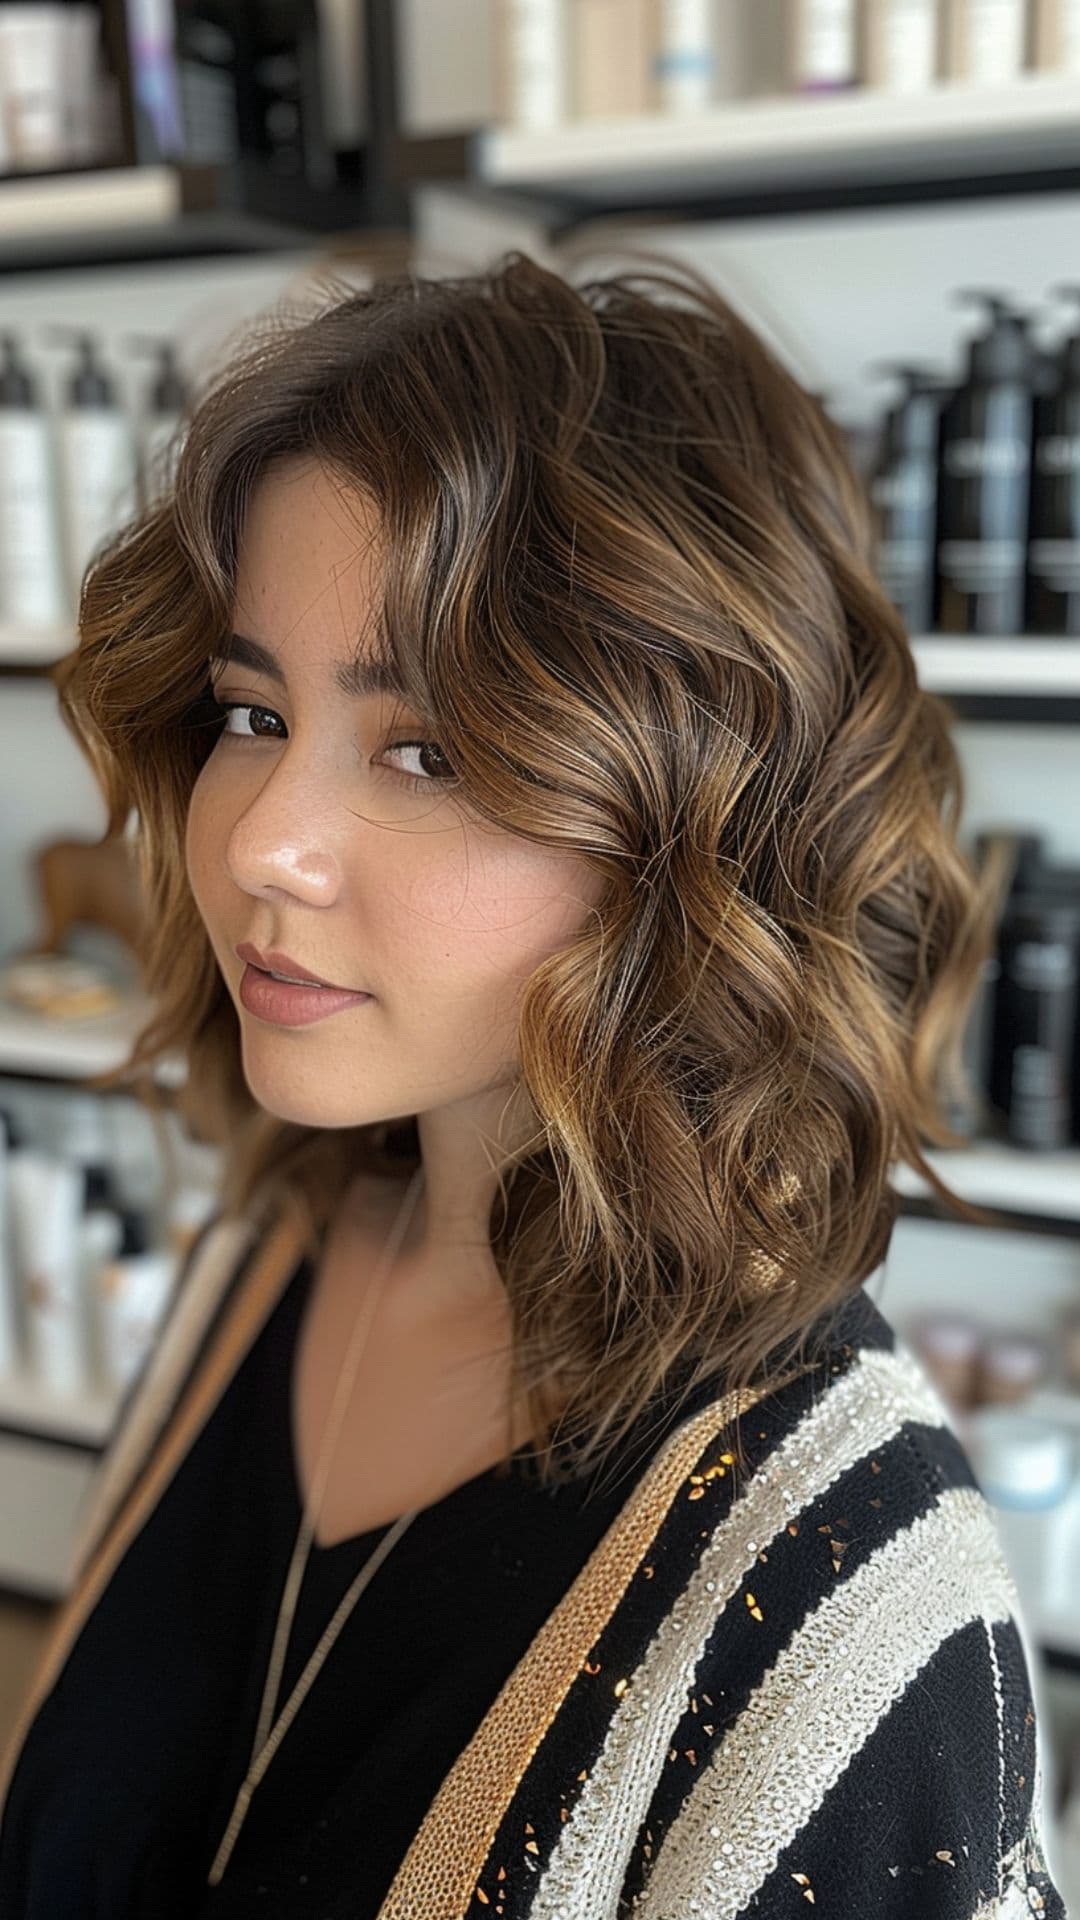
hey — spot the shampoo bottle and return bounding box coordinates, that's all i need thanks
[98,1208,179,1396]
[989,889,1080,1151]
[126,334,189,510]
[1026,286,1080,635]
[497,0,571,128]
[941,0,1027,81]
[45,325,138,614]
[1031,0,1080,72]
[0,331,66,628]
[935,292,1035,635]
[787,0,858,88]
[7,1147,92,1395]
[868,362,949,633]
[860,0,940,90]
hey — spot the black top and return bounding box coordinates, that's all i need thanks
[0,1252,709,1919]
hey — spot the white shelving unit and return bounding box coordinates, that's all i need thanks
[0,1368,120,1450]
[909,638,1080,698]
[477,74,1080,202]
[0,164,180,239]
[0,993,185,1085]
[894,1143,1080,1227]
[0,621,72,667]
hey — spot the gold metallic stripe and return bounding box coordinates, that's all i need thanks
[375,1380,771,1920]
[0,1195,306,1827]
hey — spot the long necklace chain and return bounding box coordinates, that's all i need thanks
[206,1164,426,1887]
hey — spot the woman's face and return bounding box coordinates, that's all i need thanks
[185,456,605,1135]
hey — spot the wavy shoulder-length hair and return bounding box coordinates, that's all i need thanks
[56,247,1008,1491]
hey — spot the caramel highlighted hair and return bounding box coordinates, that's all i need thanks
[55,250,1009,1490]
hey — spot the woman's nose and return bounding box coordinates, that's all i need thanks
[224,767,344,906]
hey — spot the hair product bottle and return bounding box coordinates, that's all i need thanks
[1030,0,1080,72]
[496,0,571,128]
[573,0,657,116]
[961,830,1049,1138]
[860,0,940,90]
[868,362,948,633]
[989,884,1080,1151]
[941,0,1027,80]
[1026,286,1080,635]
[0,330,66,629]
[97,1209,179,1395]
[7,1148,91,1395]
[935,291,1036,635]
[786,0,858,88]
[126,334,189,510]
[46,326,138,616]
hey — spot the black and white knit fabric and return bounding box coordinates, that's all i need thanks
[455,1284,1070,1920]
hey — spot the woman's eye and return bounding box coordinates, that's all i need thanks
[209,701,457,794]
[380,739,459,792]
[215,701,284,740]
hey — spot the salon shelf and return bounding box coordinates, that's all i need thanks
[0,996,185,1089]
[893,1143,1080,1230]
[909,637,1080,696]
[0,1367,120,1449]
[474,74,1080,212]
[0,622,73,671]
[0,163,179,241]
[0,164,332,274]
[910,636,1080,719]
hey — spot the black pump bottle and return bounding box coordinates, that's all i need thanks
[935,291,1036,636]
[1026,286,1080,636]
[868,362,950,635]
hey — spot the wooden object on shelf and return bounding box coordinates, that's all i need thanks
[19,833,145,978]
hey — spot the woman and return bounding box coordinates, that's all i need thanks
[0,251,1065,1918]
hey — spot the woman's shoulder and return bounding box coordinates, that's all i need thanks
[621,1287,1066,1917]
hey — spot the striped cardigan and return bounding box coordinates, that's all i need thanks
[0,1193,1067,1919]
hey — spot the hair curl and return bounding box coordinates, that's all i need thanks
[55,248,1010,1496]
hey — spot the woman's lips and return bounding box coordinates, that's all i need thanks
[238,962,374,1028]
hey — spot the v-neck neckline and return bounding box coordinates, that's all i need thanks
[282,1254,538,1557]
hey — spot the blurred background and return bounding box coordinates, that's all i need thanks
[0,0,1078,1895]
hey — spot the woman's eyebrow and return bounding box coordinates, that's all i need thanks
[211,631,406,699]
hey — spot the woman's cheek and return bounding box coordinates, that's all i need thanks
[185,762,228,919]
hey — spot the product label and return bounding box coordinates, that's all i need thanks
[938,538,1025,584]
[870,468,935,510]
[880,0,937,88]
[1028,538,1080,589]
[965,0,1026,81]
[798,0,856,84]
[1009,1042,1069,1149]
[942,436,1029,477]
[0,416,67,624]
[1035,434,1080,474]
[58,412,138,599]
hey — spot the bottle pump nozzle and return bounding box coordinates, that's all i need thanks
[42,324,114,406]
[952,291,1033,384]
[124,334,188,414]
